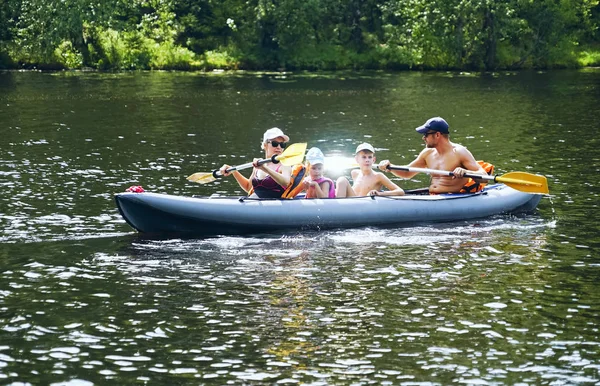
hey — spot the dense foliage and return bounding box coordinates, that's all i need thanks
[1,0,599,70]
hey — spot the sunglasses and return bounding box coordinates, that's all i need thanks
[270,140,288,148]
[423,131,438,137]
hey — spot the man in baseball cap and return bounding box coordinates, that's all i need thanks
[378,116,488,194]
[415,117,449,134]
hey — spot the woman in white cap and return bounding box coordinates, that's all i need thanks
[219,127,292,198]
[303,147,335,198]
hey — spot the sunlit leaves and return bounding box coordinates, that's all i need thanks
[1,0,599,70]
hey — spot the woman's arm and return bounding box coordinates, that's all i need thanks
[255,163,292,188]
[219,164,253,193]
[231,170,253,192]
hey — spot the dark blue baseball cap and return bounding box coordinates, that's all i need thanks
[415,117,449,134]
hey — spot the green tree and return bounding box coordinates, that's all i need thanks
[0,0,16,67]
[12,0,102,66]
[508,0,594,68]
[1,0,599,70]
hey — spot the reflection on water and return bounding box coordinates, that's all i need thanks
[1,70,600,383]
[1,218,598,384]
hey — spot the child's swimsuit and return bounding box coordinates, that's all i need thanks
[306,176,336,198]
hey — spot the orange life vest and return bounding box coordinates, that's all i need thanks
[459,161,494,193]
[281,163,308,199]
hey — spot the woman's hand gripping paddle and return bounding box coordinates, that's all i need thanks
[187,142,307,184]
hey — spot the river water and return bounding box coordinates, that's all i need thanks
[1,70,599,384]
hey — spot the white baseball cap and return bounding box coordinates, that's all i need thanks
[306,147,325,165]
[262,127,289,143]
[355,142,375,154]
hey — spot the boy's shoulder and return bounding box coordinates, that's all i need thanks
[354,168,382,180]
[355,168,376,175]
[372,170,388,183]
[367,169,383,177]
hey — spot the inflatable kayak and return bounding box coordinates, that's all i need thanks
[114,184,543,237]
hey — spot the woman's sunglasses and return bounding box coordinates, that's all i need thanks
[270,140,288,148]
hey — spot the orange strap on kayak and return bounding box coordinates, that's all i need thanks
[459,161,495,193]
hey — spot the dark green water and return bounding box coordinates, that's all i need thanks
[1,70,599,384]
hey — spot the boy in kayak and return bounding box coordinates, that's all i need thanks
[336,143,405,197]
[303,147,336,198]
[378,117,487,194]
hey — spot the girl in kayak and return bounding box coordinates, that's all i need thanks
[219,128,292,198]
[303,147,335,198]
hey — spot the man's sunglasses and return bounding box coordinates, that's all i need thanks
[423,131,438,137]
[270,140,288,148]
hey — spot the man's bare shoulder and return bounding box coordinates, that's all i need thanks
[451,142,477,160]
[451,142,470,153]
[418,147,436,157]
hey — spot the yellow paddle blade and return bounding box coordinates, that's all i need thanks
[277,142,307,166]
[186,172,217,184]
[496,172,549,194]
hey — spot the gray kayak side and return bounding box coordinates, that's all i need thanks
[114,184,542,236]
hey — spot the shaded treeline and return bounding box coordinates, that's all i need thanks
[0,0,599,71]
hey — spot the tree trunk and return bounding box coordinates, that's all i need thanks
[483,6,497,70]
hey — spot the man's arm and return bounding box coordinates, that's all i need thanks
[453,147,487,178]
[379,148,430,179]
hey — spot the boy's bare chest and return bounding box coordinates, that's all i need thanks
[353,173,379,190]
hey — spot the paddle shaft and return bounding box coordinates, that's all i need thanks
[388,165,492,181]
[388,165,545,189]
[187,142,307,185]
[214,155,281,179]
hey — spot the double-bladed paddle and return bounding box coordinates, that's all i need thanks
[337,158,549,194]
[386,165,549,194]
[187,142,307,184]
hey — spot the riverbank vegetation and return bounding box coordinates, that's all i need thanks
[1,0,599,71]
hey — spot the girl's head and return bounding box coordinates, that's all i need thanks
[309,163,324,179]
[306,147,325,178]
